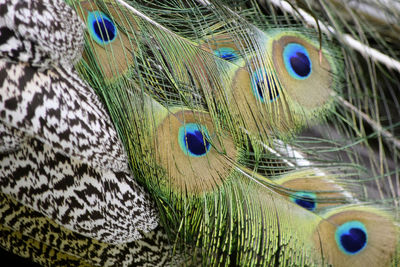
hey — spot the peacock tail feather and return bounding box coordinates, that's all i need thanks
[0,0,399,266]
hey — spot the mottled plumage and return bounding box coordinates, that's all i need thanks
[0,0,157,244]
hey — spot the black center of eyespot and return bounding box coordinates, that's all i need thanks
[93,17,116,42]
[178,123,211,157]
[340,228,367,253]
[283,43,312,79]
[251,70,280,103]
[335,221,368,255]
[294,196,315,211]
[186,130,210,156]
[289,52,311,77]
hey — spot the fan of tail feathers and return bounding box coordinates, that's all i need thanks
[0,0,399,266]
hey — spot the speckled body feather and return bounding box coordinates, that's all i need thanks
[0,0,157,245]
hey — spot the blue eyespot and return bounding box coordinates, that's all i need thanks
[335,221,368,255]
[251,69,279,103]
[283,43,312,79]
[87,11,117,45]
[178,123,211,157]
[214,47,238,61]
[290,192,316,211]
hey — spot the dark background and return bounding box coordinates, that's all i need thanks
[0,247,41,267]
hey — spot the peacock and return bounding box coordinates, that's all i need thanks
[0,0,399,266]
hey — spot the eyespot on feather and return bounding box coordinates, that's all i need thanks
[290,192,317,211]
[250,68,280,103]
[75,1,137,80]
[282,43,312,79]
[335,221,368,255]
[154,109,238,194]
[314,206,399,267]
[178,123,211,157]
[274,169,350,211]
[214,47,239,61]
[87,11,117,45]
[267,31,336,111]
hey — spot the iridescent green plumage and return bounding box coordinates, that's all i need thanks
[72,0,399,265]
